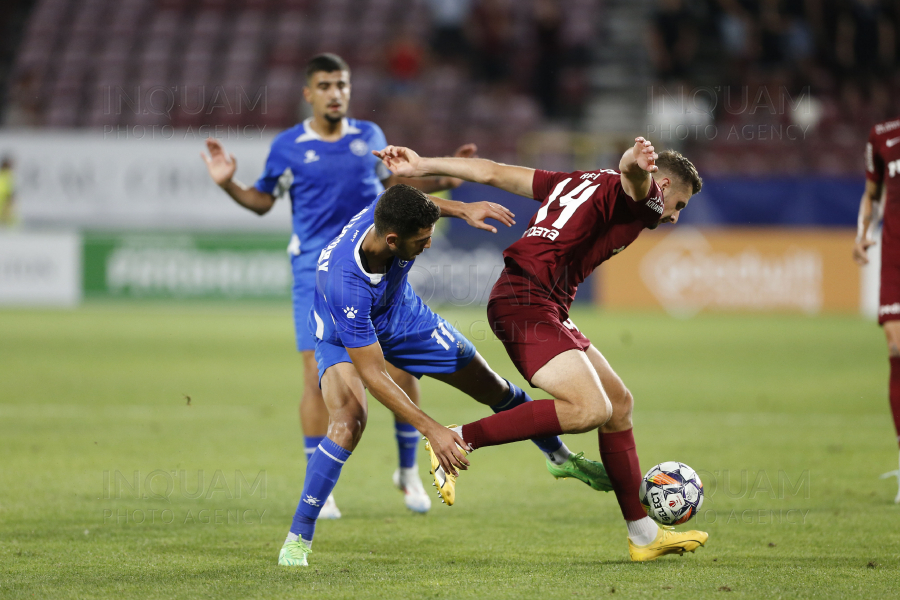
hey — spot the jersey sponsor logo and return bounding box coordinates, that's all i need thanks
[343,306,358,319]
[879,303,900,316]
[304,149,320,163]
[887,137,900,148]
[349,138,369,156]
[523,225,560,240]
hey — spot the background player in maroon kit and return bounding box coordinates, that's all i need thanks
[375,138,707,561]
[854,118,900,503]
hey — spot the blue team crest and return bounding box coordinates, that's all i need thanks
[350,139,369,156]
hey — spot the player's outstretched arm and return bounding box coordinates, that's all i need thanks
[854,179,883,265]
[619,136,658,202]
[346,343,471,476]
[389,143,479,193]
[374,145,537,198]
[428,195,516,234]
[201,138,275,216]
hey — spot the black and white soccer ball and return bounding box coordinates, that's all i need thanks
[639,461,703,525]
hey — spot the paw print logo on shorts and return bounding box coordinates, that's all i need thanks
[343,306,357,319]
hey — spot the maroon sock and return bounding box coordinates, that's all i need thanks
[461,400,562,450]
[890,357,900,446]
[598,428,647,521]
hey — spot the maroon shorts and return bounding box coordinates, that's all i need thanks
[880,240,900,325]
[487,268,591,383]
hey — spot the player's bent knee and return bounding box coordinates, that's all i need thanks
[327,409,368,448]
[569,395,612,432]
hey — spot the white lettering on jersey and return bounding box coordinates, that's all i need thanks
[317,208,369,267]
[875,120,900,135]
[535,179,600,230]
[580,169,616,181]
[889,160,900,178]
[887,137,900,148]
[880,303,900,316]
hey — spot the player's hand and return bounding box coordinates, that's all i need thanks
[373,145,426,178]
[424,424,471,477]
[453,143,478,159]
[853,237,875,265]
[632,137,658,173]
[201,138,237,186]
[460,201,515,233]
[440,143,480,189]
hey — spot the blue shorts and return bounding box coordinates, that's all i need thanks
[292,253,318,352]
[314,304,477,384]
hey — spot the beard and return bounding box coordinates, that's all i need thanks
[324,112,343,124]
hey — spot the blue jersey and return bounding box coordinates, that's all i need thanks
[254,118,390,255]
[309,200,421,349]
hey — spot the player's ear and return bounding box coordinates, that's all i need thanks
[302,85,312,103]
[385,232,399,249]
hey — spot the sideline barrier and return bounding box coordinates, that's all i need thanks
[0,230,81,306]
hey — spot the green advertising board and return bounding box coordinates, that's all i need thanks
[83,233,293,299]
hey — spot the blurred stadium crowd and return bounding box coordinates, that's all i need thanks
[0,0,897,175]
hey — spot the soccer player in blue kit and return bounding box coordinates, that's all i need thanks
[277,185,613,567]
[202,54,474,517]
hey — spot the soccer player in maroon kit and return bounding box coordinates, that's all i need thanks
[854,117,900,503]
[375,137,707,561]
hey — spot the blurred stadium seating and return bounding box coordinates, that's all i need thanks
[2,1,895,176]
[0,0,601,165]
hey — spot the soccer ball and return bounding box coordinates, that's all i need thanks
[639,461,703,525]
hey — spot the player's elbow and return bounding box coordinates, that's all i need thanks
[253,200,275,216]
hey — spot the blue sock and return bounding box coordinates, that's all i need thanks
[492,380,564,455]
[395,422,419,469]
[304,435,325,462]
[290,437,351,542]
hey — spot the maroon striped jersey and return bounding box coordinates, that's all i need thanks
[502,168,663,309]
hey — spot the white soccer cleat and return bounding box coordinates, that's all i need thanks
[393,466,432,513]
[318,493,342,519]
[880,450,900,503]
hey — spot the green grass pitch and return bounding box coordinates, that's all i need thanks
[1,304,899,599]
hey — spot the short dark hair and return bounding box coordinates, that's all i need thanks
[656,150,702,195]
[374,184,440,238]
[305,53,350,81]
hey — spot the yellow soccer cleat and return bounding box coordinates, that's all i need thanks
[423,426,463,506]
[628,526,708,562]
